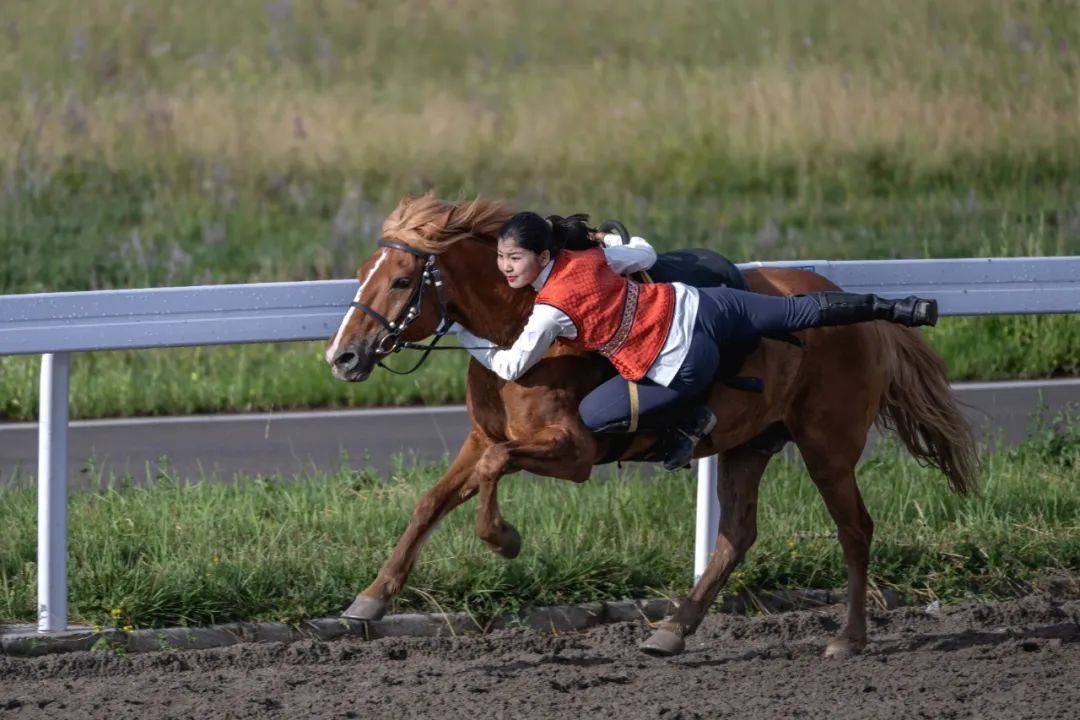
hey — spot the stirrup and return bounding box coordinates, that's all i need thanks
[660,434,695,471]
[659,407,717,471]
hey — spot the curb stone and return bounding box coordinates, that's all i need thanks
[0,588,866,658]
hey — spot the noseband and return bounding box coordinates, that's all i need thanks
[348,239,455,375]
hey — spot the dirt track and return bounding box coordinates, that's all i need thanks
[1,589,1077,720]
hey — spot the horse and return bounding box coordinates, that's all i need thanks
[325,193,977,657]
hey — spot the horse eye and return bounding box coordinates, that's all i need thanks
[391,276,412,289]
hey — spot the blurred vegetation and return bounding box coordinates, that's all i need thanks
[0,0,1077,418]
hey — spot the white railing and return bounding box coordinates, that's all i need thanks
[2,256,1078,630]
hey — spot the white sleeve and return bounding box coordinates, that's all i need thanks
[453,305,575,381]
[601,234,658,275]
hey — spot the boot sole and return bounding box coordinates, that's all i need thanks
[915,299,939,327]
[661,413,718,471]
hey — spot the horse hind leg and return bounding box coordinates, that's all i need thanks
[783,323,884,658]
[794,433,874,658]
[641,444,770,656]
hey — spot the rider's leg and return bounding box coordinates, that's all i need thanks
[579,375,716,471]
[803,291,937,327]
[579,324,719,470]
[578,375,695,434]
[579,316,721,433]
[697,287,937,343]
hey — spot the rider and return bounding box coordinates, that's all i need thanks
[450,212,937,470]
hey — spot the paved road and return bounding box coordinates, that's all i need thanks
[0,379,1076,487]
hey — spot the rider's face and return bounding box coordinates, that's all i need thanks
[496,237,550,290]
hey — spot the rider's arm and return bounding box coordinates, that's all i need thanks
[600,233,658,275]
[450,305,575,382]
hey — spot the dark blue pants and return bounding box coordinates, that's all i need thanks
[578,287,821,432]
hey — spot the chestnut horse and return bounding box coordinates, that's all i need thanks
[326,194,977,657]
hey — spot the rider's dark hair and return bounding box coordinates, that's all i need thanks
[497,211,596,256]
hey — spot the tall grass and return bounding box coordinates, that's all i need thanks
[0,0,1077,419]
[4,0,1077,288]
[0,425,1076,629]
[4,1,1078,192]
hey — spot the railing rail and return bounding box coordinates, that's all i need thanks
[2,255,1078,630]
[3,257,1079,357]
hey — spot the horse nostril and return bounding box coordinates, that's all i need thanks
[334,351,358,370]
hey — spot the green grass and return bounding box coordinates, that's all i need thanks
[0,0,1078,419]
[0,423,1075,630]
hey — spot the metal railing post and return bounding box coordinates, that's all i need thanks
[693,455,720,583]
[37,352,70,632]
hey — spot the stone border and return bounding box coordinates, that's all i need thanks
[0,588,861,658]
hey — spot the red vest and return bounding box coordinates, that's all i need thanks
[535,248,675,381]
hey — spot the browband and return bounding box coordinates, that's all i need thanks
[377,239,430,258]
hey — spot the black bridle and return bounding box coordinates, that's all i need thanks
[348,239,457,375]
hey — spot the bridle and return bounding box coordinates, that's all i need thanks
[348,239,456,375]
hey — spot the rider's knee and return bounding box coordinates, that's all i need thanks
[578,395,615,432]
[577,398,603,431]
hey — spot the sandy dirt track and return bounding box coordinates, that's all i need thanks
[1,589,1077,720]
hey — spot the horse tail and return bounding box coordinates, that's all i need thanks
[876,324,979,495]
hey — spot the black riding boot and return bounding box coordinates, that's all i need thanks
[804,292,938,328]
[658,404,717,471]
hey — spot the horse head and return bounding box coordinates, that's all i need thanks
[325,193,525,381]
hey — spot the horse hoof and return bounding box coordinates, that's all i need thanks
[483,523,522,559]
[342,595,387,621]
[639,629,686,657]
[496,524,522,559]
[824,637,865,659]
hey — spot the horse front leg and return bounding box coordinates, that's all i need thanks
[472,424,596,558]
[342,430,487,621]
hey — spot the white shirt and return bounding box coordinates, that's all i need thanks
[453,234,700,386]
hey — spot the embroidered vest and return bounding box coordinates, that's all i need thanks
[535,248,675,381]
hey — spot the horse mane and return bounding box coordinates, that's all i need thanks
[382,193,515,254]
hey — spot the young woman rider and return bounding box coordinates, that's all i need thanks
[450,212,938,470]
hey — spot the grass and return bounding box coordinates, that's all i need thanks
[0,0,1078,419]
[0,421,1075,630]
